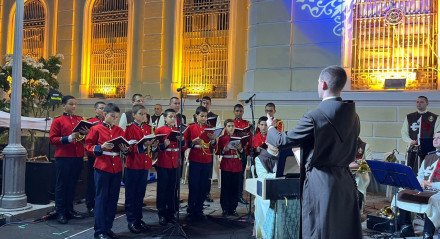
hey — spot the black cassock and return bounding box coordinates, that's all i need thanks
[267,98,362,239]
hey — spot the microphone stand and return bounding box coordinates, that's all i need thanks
[242,95,256,223]
[155,89,188,238]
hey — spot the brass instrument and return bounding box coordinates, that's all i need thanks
[385,149,399,163]
[354,159,371,174]
[378,206,394,219]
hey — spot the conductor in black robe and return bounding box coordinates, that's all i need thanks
[266,65,362,239]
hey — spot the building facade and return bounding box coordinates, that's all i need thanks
[2,0,440,154]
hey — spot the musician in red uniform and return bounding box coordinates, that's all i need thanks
[155,109,185,225]
[233,104,251,205]
[217,119,244,216]
[252,116,268,155]
[85,103,128,239]
[184,106,216,221]
[86,101,106,216]
[49,95,87,224]
[265,102,284,132]
[124,105,156,234]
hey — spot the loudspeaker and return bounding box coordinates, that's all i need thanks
[25,161,55,204]
[366,214,396,233]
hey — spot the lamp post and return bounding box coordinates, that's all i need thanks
[0,0,31,211]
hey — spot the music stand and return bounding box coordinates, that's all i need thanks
[366,160,422,238]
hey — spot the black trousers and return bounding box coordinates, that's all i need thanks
[156,167,179,218]
[220,171,240,213]
[398,208,435,234]
[86,156,96,209]
[55,157,83,216]
[94,169,121,236]
[187,162,210,216]
[124,169,149,224]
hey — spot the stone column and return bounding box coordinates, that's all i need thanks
[0,0,30,211]
[244,0,293,92]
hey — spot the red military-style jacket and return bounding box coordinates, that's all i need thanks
[49,113,85,158]
[86,116,104,157]
[252,132,267,149]
[155,125,182,168]
[184,123,215,164]
[124,121,153,170]
[216,135,243,173]
[85,122,125,174]
[234,118,252,155]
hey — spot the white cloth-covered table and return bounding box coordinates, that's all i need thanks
[392,192,440,228]
[0,111,52,131]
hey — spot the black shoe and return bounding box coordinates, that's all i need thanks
[423,233,434,239]
[67,210,85,219]
[94,234,110,239]
[238,197,249,205]
[222,210,228,217]
[87,208,94,217]
[159,215,168,226]
[167,213,177,223]
[399,224,415,237]
[228,211,239,217]
[107,231,119,239]
[138,220,151,232]
[205,195,214,203]
[57,214,68,224]
[128,223,142,234]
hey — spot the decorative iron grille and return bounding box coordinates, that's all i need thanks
[351,0,438,90]
[182,0,230,98]
[23,0,45,59]
[89,0,128,98]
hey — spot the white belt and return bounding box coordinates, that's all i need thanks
[165,148,179,152]
[103,151,119,156]
[222,155,240,159]
[193,145,202,149]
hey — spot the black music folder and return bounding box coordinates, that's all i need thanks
[73,120,98,132]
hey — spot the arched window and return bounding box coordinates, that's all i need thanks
[181,0,230,98]
[350,0,437,90]
[9,0,46,59]
[89,0,129,98]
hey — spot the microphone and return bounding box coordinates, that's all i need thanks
[245,93,256,103]
[177,86,186,92]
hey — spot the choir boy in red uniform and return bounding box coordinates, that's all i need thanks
[184,106,216,221]
[124,105,157,233]
[155,109,184,225]
[85,103,128,239]
[252,116,268,156]
[233,104,251,204]
[86,101,106,216]
[49,95,88,224]
[217,119,244,216]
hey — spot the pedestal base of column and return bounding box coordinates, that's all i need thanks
[0,203,32,212]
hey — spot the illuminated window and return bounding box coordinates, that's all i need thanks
[182,0,230,98]
[89,0,128,98]
[9,0,46,59]
[351,0,437,90]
